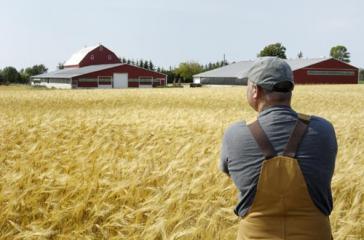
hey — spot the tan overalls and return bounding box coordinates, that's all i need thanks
[237,114,332,240]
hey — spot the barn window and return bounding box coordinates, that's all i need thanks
[108,55,112,61]
[32,78,41,84]
[98,76,112,85]
[139,77,153,85]
[49,78,70,84]
[99,46,103,51]
[307,70,354,76]
[91,55,95,60]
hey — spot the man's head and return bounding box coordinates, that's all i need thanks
[246,57,294,112]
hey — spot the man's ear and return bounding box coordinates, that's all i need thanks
[252,85,259,99]
[255,85,266,100]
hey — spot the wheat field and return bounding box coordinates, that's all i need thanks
[0,85,363,240]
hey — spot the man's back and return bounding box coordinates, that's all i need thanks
[220,105,337,217]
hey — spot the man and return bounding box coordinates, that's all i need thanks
[220,57,337,239]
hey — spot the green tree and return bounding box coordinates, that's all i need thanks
[258,43,287,59]
[161,67,176,83]
[2,66,19,83]
[148,60,154,71]
[174,61,203,83]
[57,62,64,70]
[139,60,144,68]
[330,45,350,63]
[0,69,4,84]
[19,65,48,84]
[143,61,149,69]
[31,64,47,75]
[19,69,29,83]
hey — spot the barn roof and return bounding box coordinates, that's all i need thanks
[32,64,124,79]
[64,45,100,66]
[285,58,329,71]
[194,57,330,79]
[194,60,255,79]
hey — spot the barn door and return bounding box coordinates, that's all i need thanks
[113,73,128,88]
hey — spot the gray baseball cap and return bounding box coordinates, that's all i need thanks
[247,57,294,92]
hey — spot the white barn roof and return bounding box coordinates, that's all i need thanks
[32,64,124,79]
[64,45,100,66]
[194,58,330,79]
[194,60,255,79]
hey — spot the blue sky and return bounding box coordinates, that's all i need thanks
[1,0,363,71]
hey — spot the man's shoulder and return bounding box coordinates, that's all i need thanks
[304,115,337,144]
[226,120,247,131]
[224,121,250,140]
[308,115,335,132]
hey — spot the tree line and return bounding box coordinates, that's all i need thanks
[0,65,47,84]
[161,43,355,83]
[118,58,228,83]
[257,43,351,63]
[1,43,362,85]
[119,58,155,71]
[160,60,228,83]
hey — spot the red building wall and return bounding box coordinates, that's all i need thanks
[73,64,167,88]
[79,45,121,67]
[77,81,98,88]
[294,59,358,84]
[128,82,139,88]
[75,64,166,79]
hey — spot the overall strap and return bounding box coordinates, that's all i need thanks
[283,113,311,158]
[248,120,276,159]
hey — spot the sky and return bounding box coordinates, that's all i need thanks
[1,0,363,71]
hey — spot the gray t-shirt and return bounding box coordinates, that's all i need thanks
[220,105,337,217]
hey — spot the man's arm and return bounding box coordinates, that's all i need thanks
[220,131,230,176]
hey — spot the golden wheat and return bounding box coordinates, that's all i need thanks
[0,85,363,240]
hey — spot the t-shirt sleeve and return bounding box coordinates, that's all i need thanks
[220,129,230,176]
[327,121,338,173]
[331,122,338,155]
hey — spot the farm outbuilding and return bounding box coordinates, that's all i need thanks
[193,58,359,85]
[31,45,167,89]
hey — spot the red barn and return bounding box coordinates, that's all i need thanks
[31,44,167,89]
[291,58,358,84]
[193,58,359,85]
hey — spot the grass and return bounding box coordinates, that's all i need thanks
[0,84,363,239]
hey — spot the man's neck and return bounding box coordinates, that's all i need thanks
[257,102,291,113]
